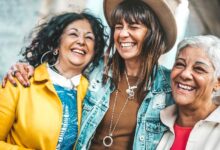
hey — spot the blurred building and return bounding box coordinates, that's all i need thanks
[0,0,220,80]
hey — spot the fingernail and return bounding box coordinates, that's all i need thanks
[28,75,32,79]
[13,83,17,87]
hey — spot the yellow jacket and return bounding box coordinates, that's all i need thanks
[0,63,89,150]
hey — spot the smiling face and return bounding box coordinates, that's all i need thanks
[114,19,148,62]
[171,46,219,107]
[57,19,95,73]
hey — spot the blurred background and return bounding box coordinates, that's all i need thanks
[0,0,220,81]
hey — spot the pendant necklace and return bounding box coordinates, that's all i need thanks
[103,89,129,147]
[125,71,138,100]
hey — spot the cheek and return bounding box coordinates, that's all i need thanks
[87,47,95,61]
[113,32,119,44]
[136,30,147,44]
[170,69,178,81]
[60,36,71,45]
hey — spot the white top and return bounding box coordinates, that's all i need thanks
[47,65,81,90]
[156,104,220,150]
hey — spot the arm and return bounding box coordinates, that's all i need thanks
[0,82,34,150]
[2,62,34,88]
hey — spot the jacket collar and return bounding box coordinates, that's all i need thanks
[160,104,220,132]
[34,63,50,82]
[150,65,172,93]
[160,105,177,133]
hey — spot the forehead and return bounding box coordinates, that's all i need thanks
[64,19,93,33]
[178,46,213,64]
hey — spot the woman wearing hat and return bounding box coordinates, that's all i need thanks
[157,35,220,150]
[2,0,177,149]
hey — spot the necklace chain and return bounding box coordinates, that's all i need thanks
[125,71,138,99]
[103,89,129,147]
[103,72,138,147]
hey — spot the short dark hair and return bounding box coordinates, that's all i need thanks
[21,11,108,72]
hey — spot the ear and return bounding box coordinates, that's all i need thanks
[214,77,220,91]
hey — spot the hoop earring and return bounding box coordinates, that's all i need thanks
[40,50,59,67]
[40,50,52,64]
[49,59,59,67]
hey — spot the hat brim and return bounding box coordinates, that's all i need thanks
[103,0,177,53]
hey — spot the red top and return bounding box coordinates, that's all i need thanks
[170,124,192,150]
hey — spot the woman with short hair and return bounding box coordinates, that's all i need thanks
[157,35,220,150]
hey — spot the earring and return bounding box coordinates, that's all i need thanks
[40,50,59,67]
[41,50,52,64]
[53,49,58,55]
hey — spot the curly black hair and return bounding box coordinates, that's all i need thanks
[21,11,108,73]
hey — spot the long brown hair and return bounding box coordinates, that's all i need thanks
[103,0,167,100]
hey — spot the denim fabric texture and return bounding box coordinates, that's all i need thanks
[76,62,174,150]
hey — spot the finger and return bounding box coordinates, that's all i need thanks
[16,63,30,86]
[20,72,30,87]
[26,65,34,79]
[2,76,7,88]
[6,73,18,87]
[16,72,28,87]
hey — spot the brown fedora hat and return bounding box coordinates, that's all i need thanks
[103,0,177,52]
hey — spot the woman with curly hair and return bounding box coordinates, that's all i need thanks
[0,12,107,149]
[2,0,177,149]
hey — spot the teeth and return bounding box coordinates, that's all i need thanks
[72,49,85,55]
[178,83,194,91]
[120,42,134,48]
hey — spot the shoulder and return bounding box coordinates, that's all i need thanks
[87,60,105,81]
[156,65,171,81]
[151,65,171,93]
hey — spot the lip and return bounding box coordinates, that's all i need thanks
[70,47,87,55]
[175,81,196,91]
[119,42,136,49]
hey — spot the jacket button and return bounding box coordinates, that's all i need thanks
[139,136,145,141]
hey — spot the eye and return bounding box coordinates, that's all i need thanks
[115,25,123,30]
[194,66,208,74]
[174,62,185,69]
[85,33,95,41]
[85,35,95,41]
[69,32,78,37]
[129,25,139,30]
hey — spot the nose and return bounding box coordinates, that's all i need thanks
[119,27,129,38]
[77,35,85,45]
[179,67,193,80]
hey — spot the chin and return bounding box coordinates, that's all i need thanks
[175,99,193,107]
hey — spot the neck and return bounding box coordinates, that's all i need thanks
[176,101,217,127]
[54,63,82,79]
[125,59,141,76]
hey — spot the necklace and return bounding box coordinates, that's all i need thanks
[125,71,138,100]
[103,89,129,147]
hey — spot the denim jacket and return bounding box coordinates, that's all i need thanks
[76,63,174,150]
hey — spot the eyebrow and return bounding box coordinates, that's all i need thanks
[176,58,211,68]
[195,61,212,68]
[68,28,94,35]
